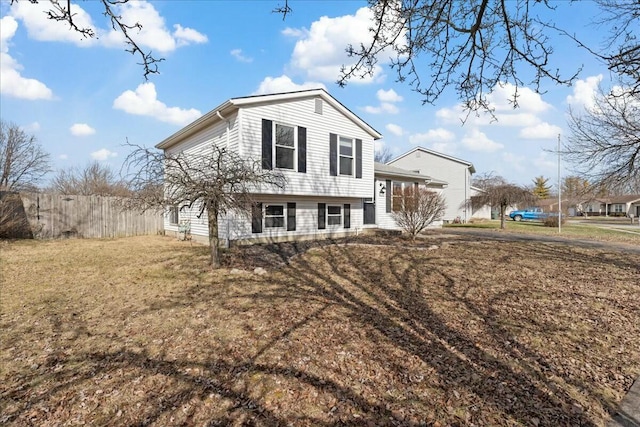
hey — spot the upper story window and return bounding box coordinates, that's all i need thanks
[330,133,361,178]
[275,124,295,170]
[262,119,306,173]
[339,136,353,176]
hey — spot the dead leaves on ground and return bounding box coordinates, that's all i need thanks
[1,235,639,426]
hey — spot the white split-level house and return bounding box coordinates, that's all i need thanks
[156,89,461,244]
[386,147,482,223]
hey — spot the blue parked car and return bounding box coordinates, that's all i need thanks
[508,207,548,221]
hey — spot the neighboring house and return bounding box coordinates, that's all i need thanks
[581,195,640,217]
[156,89,388,244]
[372,162,448,229]
[469,186,492,220]
[386,147,476,223]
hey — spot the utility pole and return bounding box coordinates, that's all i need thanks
[558,134,561,234]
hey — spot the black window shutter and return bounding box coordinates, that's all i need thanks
[329,133,337,176]
[318,203,326,229]
[386,180,392,213]
[251,202,262,233]
[344,204,351,229]
[287,202,296,231]
[261,119,273,170]
[355,139,362,178]
[298,127,307,173]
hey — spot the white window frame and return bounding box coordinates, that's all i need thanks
[614,204,623,213]
[264,204,285,228]
[392,181,418,212]
[273,123,297,170]
[338,136,354,176]
[327,205,342,226]
[169,206,179,225]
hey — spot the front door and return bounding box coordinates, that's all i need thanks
[364,200,375,224]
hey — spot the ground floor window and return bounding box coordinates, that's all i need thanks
[265,204,285,228]
[327,205,342,226]
[613,204,623,213]
[169,206,179,225]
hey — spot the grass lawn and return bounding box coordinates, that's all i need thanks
[1,234,639,426]
[446,219,640,245]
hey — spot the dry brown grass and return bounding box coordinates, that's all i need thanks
[1,234,639,426]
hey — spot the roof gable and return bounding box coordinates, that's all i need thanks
[156,89,381,150]
[389,146,476,173]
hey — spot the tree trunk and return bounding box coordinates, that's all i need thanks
[500,205,506,229]
[206,204,221,269]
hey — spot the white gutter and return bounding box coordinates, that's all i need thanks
[216,111,230,150]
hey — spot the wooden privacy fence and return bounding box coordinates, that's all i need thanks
[19,192,164,239]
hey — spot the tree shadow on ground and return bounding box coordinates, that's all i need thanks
[3,234,638,426]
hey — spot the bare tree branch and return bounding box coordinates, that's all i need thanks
[563,85,640,190]
[0,120,51,192]
[391,186,446,239]
[122,142,286,268]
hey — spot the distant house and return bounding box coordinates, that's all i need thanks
[386,147,476,223]
[581,195,640,217]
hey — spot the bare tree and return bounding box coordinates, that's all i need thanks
[391,186,446,240]
[0,120,51,191]
[123,143,286,268]
[374,146,393,163]
[11,0,163,79]
[563,85,640,190]
[50,162,131,196]
[471,173,534,229]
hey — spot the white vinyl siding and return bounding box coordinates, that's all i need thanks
[389,149,472,222]
[239,97,374,198]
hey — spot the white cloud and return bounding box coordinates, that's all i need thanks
[519,122,562,140]
[173,24,208,46]
[431,142,458,155]
[436,82,552,128]
[0,16,53,100]
[566,75,602,109]
[377,88,403,103]
[9,1,97,46]
[230,48,253,63]
[10,0,206,54]
[502,152,525,173]
[70,123,96,136]
[385,123,403,137]
[533,151,557,172]
[254,75,325,95]
[409,128,455,145]
[113,82,202,126]
[363,102,399,115]
[363,88,404,114]
[461,129,504,152]
[91,148,117,161]
[284,7,397,83]
[24,122,41,132]
[59,154,68,160]
[487,83,551,113]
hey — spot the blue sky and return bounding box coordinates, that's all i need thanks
[0,0,614,187]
